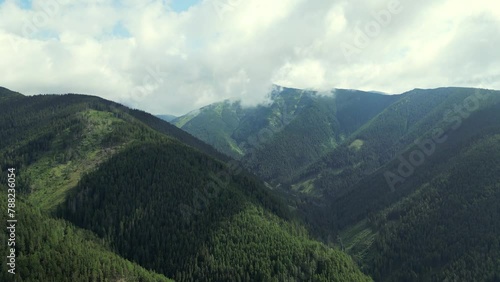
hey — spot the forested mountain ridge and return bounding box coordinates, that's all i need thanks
[292,88,499,206]
[291,88,494,193]
[0,87,173,281]
[59,141,371,281]
[172,86,400,184]
[284,87,500,281]
[5,83,499,281]
[0,87,22,100]
[0,89,225,212]
[329,94,500,281]
[0,87,371,281]
[171,86,500,281]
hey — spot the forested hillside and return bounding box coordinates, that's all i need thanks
[365,133,500,281]
[172,86,399,183]
[0,193,172,282]
[0,87,370,281]
[290,88,500,281]
[291,88,499,223]
[4,84,500,281]
[59,141,371,281]
[0,90,225,211]
[172,86,500,281]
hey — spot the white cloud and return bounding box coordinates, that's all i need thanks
[0,0,499,116]
[274,60,327,90]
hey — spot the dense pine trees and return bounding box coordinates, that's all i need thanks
[364,133,500,281]
[302,88,500,281]
[173,87,399,183]
[0,87,370,281]
[0,193,172,282]
[176,86,500,281]
[4,85,500,281]
[59,142,371,281]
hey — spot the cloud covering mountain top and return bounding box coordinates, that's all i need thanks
[1,0,499,115]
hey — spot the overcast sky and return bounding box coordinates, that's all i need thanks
[1,0,499,115]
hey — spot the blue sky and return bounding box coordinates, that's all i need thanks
[170,0,201,12]
[0,0,200,38]
[0,0,32,9]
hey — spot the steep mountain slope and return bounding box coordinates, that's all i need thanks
[173,100,247,158]
[243,89,400,184]
[364,132,500,281]
[173,85,500,280]
[0,90,226,212]
[288,87,500,281]
[292,88,498,210]
[0,86,23,100]
[0,193,172,282]
[173,86,400,183]
[59,141,371,281]
[0,87,370,281]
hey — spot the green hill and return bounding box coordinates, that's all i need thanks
[173,86,399,184]
[0,92,224,212]
[0,87,23,100]
[59,141,371,281]
[0,88,370,281]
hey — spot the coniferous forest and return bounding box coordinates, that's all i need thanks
[1,85,500,281]
[173,86,500,281]
[0,87,370,281]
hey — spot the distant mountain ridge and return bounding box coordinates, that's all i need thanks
[172,86,400,183]
[156,114,177,122]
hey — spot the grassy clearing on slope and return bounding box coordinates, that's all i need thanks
[291,177,317,195]
[26,110,126,212]
[340,220,377,264]
[226,135,245,157]
[349,139,364,151]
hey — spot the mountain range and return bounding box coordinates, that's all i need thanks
[0,86,370,281]
[2,83,500,281]
[171,85,500,281]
